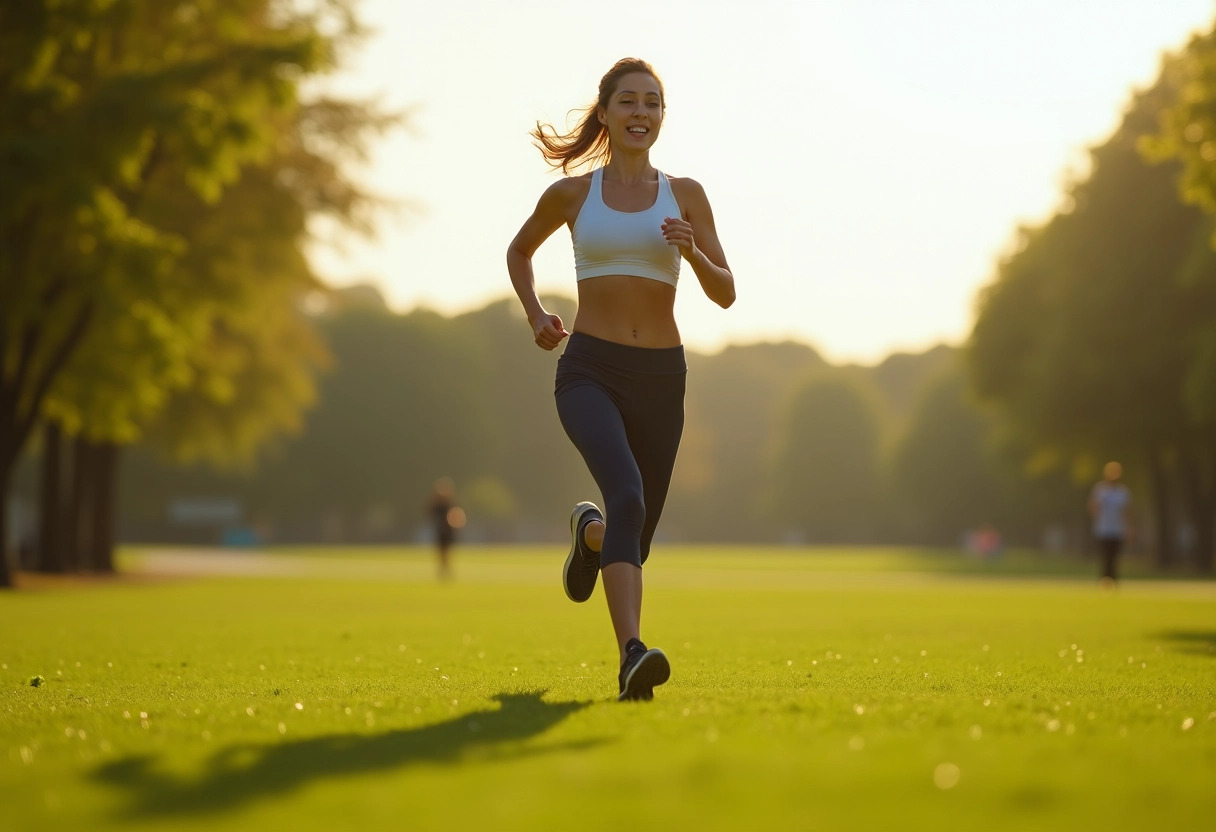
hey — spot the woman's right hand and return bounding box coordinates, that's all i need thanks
[531,311,570,351]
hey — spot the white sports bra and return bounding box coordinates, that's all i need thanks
[572,167,681,287]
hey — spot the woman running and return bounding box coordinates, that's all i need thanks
[507,57,735,701]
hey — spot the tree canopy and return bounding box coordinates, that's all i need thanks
[0,0,387,585]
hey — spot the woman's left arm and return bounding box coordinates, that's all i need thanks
[663,179,735,309]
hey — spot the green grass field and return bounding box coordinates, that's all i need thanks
[2,545,1214,831]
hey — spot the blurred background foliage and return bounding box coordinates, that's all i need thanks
[3,1,1216,586]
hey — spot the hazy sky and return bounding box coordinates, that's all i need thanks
[311,0,1215,364]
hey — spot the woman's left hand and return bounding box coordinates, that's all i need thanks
[662,216,699,260]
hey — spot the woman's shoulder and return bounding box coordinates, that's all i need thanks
[666,174,711,213]
[666,174,708,199]
[553,171,595,193]
[538,172,593,207]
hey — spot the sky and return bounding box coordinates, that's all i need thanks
[309,0,1216,364]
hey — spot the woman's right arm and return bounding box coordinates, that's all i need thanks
[507,181,573,350]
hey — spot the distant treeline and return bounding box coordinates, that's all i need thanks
[95,288,1084,550]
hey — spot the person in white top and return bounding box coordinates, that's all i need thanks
[506,57,735,701]
[1089,461,1132,584]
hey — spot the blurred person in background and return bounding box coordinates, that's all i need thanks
[426,478,465,580]
[1089,461,1132,586]
[506,58,735,701]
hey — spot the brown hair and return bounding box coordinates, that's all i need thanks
[531,58,665,174]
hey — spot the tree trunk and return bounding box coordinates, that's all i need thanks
[1146,450,1176,570]
[87,441,119,573]
[1078,505,1093,560]
[0,294,95,587]
[0,464,13,589]
[0,403,18,587]
[1185,449,1216,574]
[37,422,65,572]
[1205,454,1216,573]
[64,435,97,573]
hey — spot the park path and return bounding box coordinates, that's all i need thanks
[128,548,313,577]
[119,547,1216,597]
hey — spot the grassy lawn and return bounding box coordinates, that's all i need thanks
[1,545,1213,831]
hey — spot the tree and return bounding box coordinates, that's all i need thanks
[767,372,884,543]
[0,0,380,585]
[890,364,1002,544]
[1142,23,1216,568]
[228,303,495,542]
[672,341,827,542]
[889,360,1081,547]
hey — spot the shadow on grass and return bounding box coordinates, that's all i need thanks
[1155,629,1216,658]
[92,691,599,818]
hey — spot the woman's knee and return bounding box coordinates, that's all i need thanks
[606,486,646,532]
[599,487,645,568]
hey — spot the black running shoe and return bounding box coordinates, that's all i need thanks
[617,637,670,702]
[562,501,603,602]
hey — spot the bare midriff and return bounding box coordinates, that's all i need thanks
[574,275,680,348]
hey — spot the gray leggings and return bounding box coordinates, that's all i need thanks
[555,332,686,568]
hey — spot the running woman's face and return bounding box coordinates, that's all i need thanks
[598,72,664,152]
